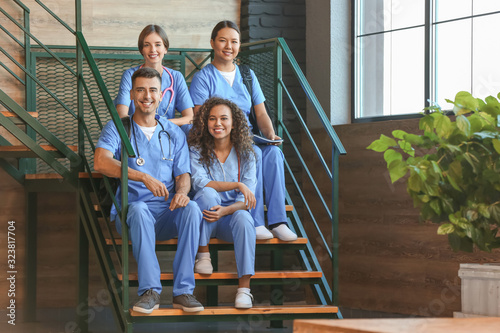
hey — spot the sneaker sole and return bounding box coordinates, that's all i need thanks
[132,304,159,314]
[194,268,213,274]
[173,303,204,312]
[235,303,253,309]
[256,234,274,240]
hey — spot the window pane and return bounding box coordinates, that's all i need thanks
[473,0,500,15]
[473,13,500,99]
[358,34,385,117]
[358,28,424,117]
[391,0,425,30]
[359,0,425,35]
[435,0,471,22]
[434,20,472,108]
[390,28,425,115]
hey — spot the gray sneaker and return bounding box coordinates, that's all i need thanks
[173,294,204,312]
[132,289,160,314]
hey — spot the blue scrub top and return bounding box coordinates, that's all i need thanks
[96,116,191,217]
[115,65,194,119]
[189,64,266,131]
[190,147,256,206]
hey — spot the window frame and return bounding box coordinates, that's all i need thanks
[351,0,500,123]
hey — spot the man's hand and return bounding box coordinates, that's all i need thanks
[169,193,190,211]
[143,174,170,199]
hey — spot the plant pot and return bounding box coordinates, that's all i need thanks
[454,263,500,317]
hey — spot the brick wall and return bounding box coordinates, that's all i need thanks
[240,0,306,71]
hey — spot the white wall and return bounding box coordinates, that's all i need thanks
[306,0,351,125]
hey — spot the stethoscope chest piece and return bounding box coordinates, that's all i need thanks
[136,157,145,166]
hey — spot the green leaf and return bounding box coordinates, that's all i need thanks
[392,130,408,140]
[493,139,500,154]
[419,116,434,132]
[398,140,415,156]
[435,114,453,139]
[453,91,479,115]
[404,133,424,146]
[456,115,471,137]
[438,223,455,235]
[478,204,490,219]
[388,159,408,183]
[430,199,442,215]
[367,134,397,152]
[384,149,403,168]
[488,205,500,223]
[448,233,473,252]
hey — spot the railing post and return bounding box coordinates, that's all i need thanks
[75,2,89,333]
[21,3,36,174]
[274,41,283,139]
[121,147,129,315]
[331,145,340,306]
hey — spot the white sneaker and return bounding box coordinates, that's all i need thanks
[271,224,298,241]
[255,226,273,240]
[194,257,213,274]
[235,290,253,309]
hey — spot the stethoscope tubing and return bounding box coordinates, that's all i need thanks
[131,117,172,166]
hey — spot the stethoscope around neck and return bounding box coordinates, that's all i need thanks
[131,117,172,166]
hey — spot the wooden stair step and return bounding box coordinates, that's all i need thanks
[119,270,322,282]
[0,145,77,158]
[106,237,307,246]
[130,305,339,317]
[1,111,38,124]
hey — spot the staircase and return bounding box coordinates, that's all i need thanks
[0,1,346,332]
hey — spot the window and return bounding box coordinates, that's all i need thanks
[354,0,500,121]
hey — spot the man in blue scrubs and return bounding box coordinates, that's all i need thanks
[94,67,203,314]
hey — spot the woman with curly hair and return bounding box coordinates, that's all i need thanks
[188,97,256,309]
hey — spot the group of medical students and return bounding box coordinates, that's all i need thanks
[94,20,297,314]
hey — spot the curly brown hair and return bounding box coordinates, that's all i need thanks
[188,97,255,167]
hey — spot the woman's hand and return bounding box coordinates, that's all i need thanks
[202,205,228,223]
[237,183,256,209]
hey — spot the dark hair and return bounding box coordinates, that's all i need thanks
[188,97,254,167]
[138,24,169,54]
[131,67,161,87]
[210,20,241,41]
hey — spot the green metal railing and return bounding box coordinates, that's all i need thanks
[1,0,345,330]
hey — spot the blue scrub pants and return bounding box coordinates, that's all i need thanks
[252,144,287,228]
[115,200,202,297]
[194,187,255,278]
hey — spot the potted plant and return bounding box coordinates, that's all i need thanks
[367,91,500,317]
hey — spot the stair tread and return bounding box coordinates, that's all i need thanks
[131,304,338,317]
[0,145,77,158]
[106,237,307,246]
[119,270,322,281]
[1,111,38,118]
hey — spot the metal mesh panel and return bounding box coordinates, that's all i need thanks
[35,54,182,172]
[237,49,276,125]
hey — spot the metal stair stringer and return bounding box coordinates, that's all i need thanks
[77,182,132,333]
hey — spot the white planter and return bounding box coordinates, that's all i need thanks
[456,263,500,317]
